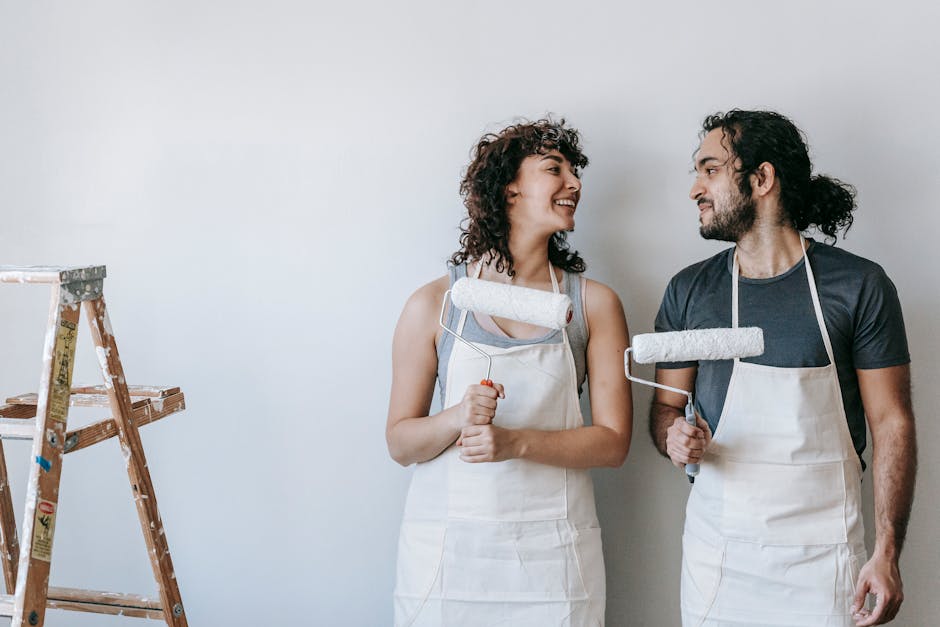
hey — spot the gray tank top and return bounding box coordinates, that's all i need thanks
[436,263,589,405]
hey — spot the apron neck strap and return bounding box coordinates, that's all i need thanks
[799,235,836,364]
[732,251,741,331]
[732,235,835,365]
[473,257,560,294]
[548,263,560,294]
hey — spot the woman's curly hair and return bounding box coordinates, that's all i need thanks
[702,110,856,243]
[450,118,588,276]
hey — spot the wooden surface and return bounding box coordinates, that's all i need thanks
[84,297,188,626]
[5,392,152,410]
[0,586,163,620]
[0,443,19,594]
[0,266,106,285]
[12,287,80,626]
[64,392,186,454]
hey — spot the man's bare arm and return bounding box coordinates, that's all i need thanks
[851,364,916,626]
[648,366,708,466]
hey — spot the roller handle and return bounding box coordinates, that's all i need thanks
[685,400,699,483]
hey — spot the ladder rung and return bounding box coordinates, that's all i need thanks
[5,392,152,410]
[0,393,185,450]
[0,586,163,619]
[65,392,186,454]
[0,404,38,419]
[71,385,180,398]
[0,265,107,285]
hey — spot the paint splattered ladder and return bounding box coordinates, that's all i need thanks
[0,266,187,626]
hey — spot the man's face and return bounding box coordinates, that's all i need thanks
[690,128,756,242]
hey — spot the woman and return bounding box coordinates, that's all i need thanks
[387,118,632,626]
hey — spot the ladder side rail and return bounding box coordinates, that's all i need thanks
[0,441,20,593]
[84,297,188,626]
[12,285,81,627]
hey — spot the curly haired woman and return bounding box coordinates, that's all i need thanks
[387,118,633,626]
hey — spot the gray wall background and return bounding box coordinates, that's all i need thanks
[0,1,937,625]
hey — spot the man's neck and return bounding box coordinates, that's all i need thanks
[735,222,807,279]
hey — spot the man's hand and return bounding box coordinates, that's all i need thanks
[851,554,903,625]
[664,413,711,469]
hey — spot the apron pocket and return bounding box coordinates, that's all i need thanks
[441,520,594,602]
[708,542,851,622]
[720,459,848,545]
[839,548,869,614]
[448,456,567,521]
[681,532,724,618]
[395,521,446,624]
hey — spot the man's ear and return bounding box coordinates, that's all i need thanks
[751,161,776,198]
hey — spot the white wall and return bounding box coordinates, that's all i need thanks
[0,1,937,625]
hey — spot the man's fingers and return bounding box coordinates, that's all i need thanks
[851,578,869,614]
[855,594,885,626]
[675,421,705,438]
[666,444,703,465]
[695,414,713,443]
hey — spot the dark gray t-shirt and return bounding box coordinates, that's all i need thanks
[655,239,910,463]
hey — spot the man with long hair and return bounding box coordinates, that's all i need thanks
[650,110,916,626]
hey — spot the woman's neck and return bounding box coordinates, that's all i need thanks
[477,250,554,288]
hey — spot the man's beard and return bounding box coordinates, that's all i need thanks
[699,190,757,242]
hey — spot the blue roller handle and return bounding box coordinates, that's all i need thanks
[685,400,699,483]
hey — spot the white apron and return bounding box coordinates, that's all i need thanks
[394,264,605,627]
[681,239,867,627]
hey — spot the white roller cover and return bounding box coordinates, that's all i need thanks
[631,327,764,364]
[450,277,574,330]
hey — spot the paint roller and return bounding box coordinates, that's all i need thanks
[625,327,764,482]
[440,277,574,385]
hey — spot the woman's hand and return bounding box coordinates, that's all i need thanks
[452,382,505,432]
[458,424,520,463]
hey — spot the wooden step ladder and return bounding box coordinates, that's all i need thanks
[0,266,187,626]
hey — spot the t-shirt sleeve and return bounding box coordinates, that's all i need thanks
[852,267,910,369]
[653,277,697,369]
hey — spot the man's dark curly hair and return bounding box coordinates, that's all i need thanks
[702,110,856,243]
[450,118,588,276]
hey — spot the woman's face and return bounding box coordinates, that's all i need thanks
[505,149,582,236]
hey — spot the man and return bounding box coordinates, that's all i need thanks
[650,110,916,626]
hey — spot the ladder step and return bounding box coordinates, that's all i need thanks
[0,392,186,451]
[0,586,163,619]
[71,385,180,398]
[0,265,107,285]
[0,404,38,419]
[64,392,186,454]
[3,386,180,411]
[6,393,155,410]
[4,385,180,410]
